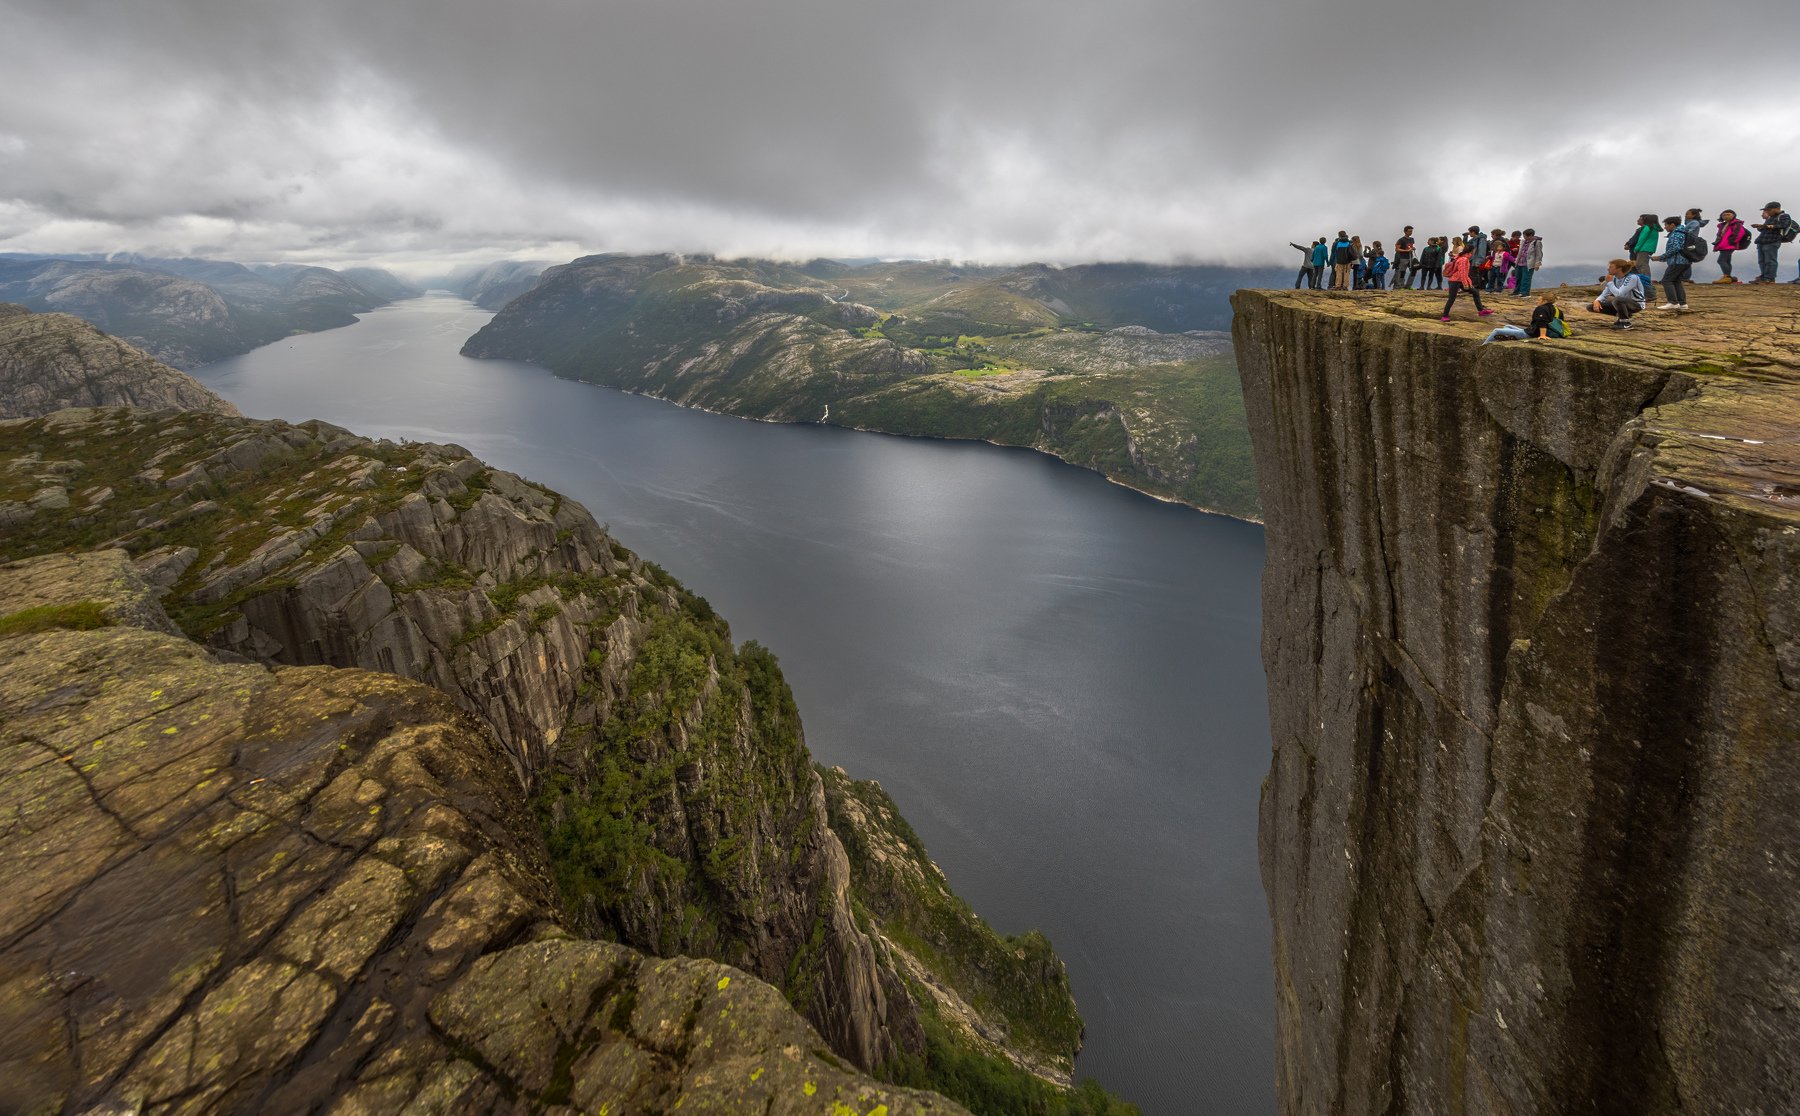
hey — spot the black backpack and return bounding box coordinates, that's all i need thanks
[1683,229,1709,262]
[1782,214,1800,244]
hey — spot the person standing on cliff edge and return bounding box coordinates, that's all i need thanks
[1713,209,1749,283]
[1290,239,1321,288]
[1330,231,1355,290]
[1751,202,1796,283]
[1514,229,1544,297]
[1393,227,1417,288]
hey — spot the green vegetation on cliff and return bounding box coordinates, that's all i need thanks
[820,767,1139,1116]
[1,404,1126,1111]
[462,254,1260,519]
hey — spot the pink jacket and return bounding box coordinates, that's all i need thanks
[1714,218,1750,251]
[1444,253,1473,284]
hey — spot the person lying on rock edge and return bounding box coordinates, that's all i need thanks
[1483,292,1567,344]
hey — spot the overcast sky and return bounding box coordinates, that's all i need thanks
[3,0,1795,274]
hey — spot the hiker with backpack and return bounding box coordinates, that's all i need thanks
[1483,292,1568,343]
[1440,243,1494,321]
[1712,210,1750,283]
[1513,229,1544,297]
[1751,202,1796,283]
[1366,242,1390,290]
[1590,258,1647,329]
[1628,214,1660,301]
[1330,231,1355,290]
[1652,212,1703,311]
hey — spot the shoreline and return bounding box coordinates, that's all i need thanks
[540,367,1267,527]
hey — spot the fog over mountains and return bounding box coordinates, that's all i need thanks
[4,0,1792,270]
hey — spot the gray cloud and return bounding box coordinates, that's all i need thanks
[3,0,1796,271]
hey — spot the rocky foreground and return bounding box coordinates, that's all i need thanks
[0,549,966,1114]
[1235,284,1800,1112]
[0,313,1114,1112]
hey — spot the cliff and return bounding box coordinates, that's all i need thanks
[1233,285,1800,1112]
[0,549,967,1115]
[0,404,1091,1106]
[461,254,1259,519]
[0,304,240,420]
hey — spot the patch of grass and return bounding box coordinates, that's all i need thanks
[0,600,111,639]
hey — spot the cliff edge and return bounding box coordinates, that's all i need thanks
[1233,285,1800,1112]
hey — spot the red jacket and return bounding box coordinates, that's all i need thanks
[1444,253,1473,284]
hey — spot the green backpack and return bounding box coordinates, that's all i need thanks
[1547,307,1573,338]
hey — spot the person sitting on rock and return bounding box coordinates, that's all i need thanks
[1589,258,1646,329]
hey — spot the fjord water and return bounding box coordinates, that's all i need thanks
[195,293,1274,1114]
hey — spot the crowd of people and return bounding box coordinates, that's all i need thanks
[1288,202,1799,332]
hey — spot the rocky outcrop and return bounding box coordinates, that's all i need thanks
[0,305,240,419]
[0,405,1082,1090]
[1234,285,1800,1113]
[0,551,966,1115]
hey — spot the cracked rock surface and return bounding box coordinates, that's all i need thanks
[0,554,966,1115]
[1234,285,1800,1113]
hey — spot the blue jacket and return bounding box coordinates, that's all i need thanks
[1656,220,1701,262]
[1311,243,1329,267]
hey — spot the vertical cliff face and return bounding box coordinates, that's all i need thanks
[1234,287,1800,1113]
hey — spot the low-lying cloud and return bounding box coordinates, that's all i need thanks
[4,0,1795,273]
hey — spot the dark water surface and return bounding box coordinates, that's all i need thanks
[195,293,1275,1114]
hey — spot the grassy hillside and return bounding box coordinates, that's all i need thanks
[464,254,1261,519]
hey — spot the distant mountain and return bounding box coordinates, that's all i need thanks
[0,303,239,420]
[463,254,1261,518]
[0,256,419,368]
[430,260,552,310]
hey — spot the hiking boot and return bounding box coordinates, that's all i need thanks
[1711,276,1734,284]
